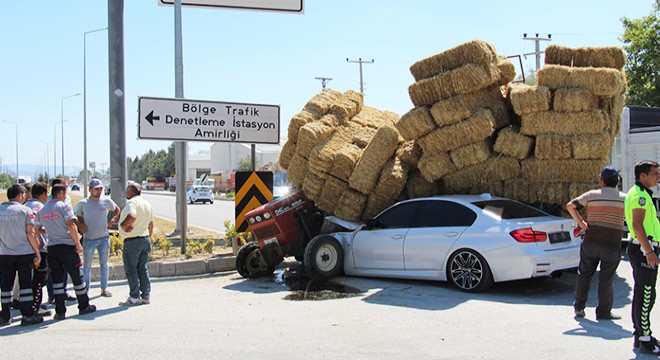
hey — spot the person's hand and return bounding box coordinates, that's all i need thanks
[75,243,83,254]
[78,224,88,233]
[579,221,589,232]
[646,252,660,267]
[33,253,41,267]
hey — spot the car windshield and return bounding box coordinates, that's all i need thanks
[471,199,548,219]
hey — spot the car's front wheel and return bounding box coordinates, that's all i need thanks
[447,249,493,292]
[304,235,344,279]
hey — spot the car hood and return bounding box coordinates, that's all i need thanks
[324,216,362,231]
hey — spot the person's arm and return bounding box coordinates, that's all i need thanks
[66,219,82,253]
[76,215,88,233]
[121,213,137,233]
[566,201,588,232]
[108,205,120,229]
[26,224,41,267]
[148,220,154,238]
[632,207,659,266]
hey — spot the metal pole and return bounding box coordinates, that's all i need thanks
[53,122,57,176]
[84,27,108,198]
[174,0,188,253]
[108,0,127,209]
[251,144,256,170]
[522,33,552,72]
[346,58,374,94]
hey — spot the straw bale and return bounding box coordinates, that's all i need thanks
[534,135,572,160]
[450,141,491,169]
[430,86,506,127]
[286,153,308,188]
[350,106,399,130]
[296,121,335,157]
[287,110,317,142]
[279,140,296,169]
[319,113,342,128]
[409,40,498,81]
[418,109,495,154]
[362,158,409,219]
[302,171,325,201]
[520,110,607,136]
[418,152,455,182]
[303,89,342,116]
[307,127,353,174]
[527,182,569,205]
[351,126,378,148]
[537,65,626,97]
[405,170,440,198]
[316,176,350,214]
[572,134,613,160]
[409,63,501,106]
[396,106,436,141]
[344,90,364,111]
[600,94,626,136]
[330,144,362,182]
[569,182,600,201]
[334,189,367,221]
[468,181,504,197]
[553,88,599,113]
[503,179,530,204]
[493,126,534,160]
[507,84,550,115]
[348,126,400,194]
[396,140,423,170]
[544,45,626,70]
[444,155,520,192]
[522,159,607,183]
[495,57,516,86]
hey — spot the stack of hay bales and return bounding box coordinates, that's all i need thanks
[278,41,626,221]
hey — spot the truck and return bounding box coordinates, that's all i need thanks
[166,176,193,192]
[17,176,31,185]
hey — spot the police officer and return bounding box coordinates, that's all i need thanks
[626,160,660,354]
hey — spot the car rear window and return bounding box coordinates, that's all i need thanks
[197,187,211,191]
[471,200,548,219]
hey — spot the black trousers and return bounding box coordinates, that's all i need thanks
[574,240,621,315]
[0,254,36,320]
[627,242,659,338]
[31,252,48,314]
[47,245,89,315]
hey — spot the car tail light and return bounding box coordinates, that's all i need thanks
[510,228,547,242]
[573,226,583,238]
[193,189,197,194]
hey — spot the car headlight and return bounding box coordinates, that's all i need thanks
[248,217,256,225]
[255,215,262,222]
[263,212,271,219]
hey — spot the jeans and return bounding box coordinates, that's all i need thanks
[83,236,110,291]
[122,236,151,300]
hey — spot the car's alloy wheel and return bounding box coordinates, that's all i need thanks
[447,249,493,292]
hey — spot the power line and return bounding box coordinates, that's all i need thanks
[314,77,333,91]
[522,33,552,71]
[346,58,374,94]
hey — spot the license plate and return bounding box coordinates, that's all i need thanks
[549,231,571,244]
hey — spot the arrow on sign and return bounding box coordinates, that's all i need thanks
[145,111,160,126]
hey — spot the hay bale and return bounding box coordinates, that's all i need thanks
[286,152,308,188]
[444,155,520,192]
[507,84,550,115]
[409,40,498,81]
[330,144,362,182]
[495,57,516,86]
[316,176,350,214]
[520,110,607,136]
[348,126,401,194]
[395,106,436,141]
[350,106,399,130]
[430,86,506,127]
[450,141,491,169]
[503,179,530,204]
[418,109,495,154]
[362,158,409,219]
[279,140,296,169]
[418,152,455,182]
[302,171,325,201]
[303,89,342,116]
[334,189,367,221]
[544,45,626,70]
[296,121,335,157]
[351,126,378,148]
[329,92,363,120]
[405,170,440,198]
[522,159,607,183]
[493,126,534,160]
[569,182,600,201]
[553,88,599,113]
[409,63,501,106]
[572,134,613,159]
[534,135,572,160]
[307,127,352,174]
[527,182,569,205]
[287,110,317,142]
[537,65,626,97]
[600,94,626,136]
[396,140,422,170]
[468,181,504,197]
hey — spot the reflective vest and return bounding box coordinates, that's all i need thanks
[625,183,660,242]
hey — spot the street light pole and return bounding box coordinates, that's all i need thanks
[84,27,107,198]
[2,120,18,183]
[61,93,81,177]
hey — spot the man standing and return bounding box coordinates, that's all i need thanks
[36,184,96,320]
[45,177,75,304]
[567,166,626,320]
[625,160,660,354]
[119,183,153,306]
[74,179,120,297]
[0,184,44,326]
[24,182,52,317]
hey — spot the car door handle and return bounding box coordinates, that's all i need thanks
[391,235,404,240]
[443,232,459,237]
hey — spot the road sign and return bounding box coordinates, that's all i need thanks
[235,171,274,232]
[138,96,280,144]
[157,0,304,13]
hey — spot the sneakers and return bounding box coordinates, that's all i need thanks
[37,308,52,317]
[20,314,44,326]
[0,317,10,327]
[140,298,150,305]
[596,313,621,320]
[79,305,97,315]
[634,336,660,348]
[53,313,66,320]
[65,293,76,301]
[639,340,660,355]
[119,297,141,306]
[101,289,113,297]
[574,308,586,317]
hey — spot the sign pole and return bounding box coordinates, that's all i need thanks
[174,0,188,254]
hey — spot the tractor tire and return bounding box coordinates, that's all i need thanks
[236,243,275,279]
[304,235,344,280]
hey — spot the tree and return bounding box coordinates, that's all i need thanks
[621,0,660,106]
[0,173,12,189]
[237,156,253,171]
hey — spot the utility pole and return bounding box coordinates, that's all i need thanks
[108,0,127,208]
[314,77,333,91]
[346,58,374,94]
[523,33,552,71]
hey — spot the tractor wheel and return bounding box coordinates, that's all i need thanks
[304,235,344,279]
[236,242,274,279]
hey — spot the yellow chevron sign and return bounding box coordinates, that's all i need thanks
[235,171,273,232]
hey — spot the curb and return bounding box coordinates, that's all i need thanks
[89,255,237,281]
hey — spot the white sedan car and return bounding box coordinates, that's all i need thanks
[186,185,214,204]
[304,194,582,292]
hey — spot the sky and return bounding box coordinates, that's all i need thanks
[0,0,654,178]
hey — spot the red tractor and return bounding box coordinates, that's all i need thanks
[235,189,347,279]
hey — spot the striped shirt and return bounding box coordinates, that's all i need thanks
[571,187,626,246]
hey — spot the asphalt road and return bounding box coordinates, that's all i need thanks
[0,251,654,359]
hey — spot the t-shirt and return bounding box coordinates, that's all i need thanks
[0,201,35,256]
[119,195,153,239]
[74,197,117,239]
[36,199,77,246]
[572,187,626,247]
[25,198,48,251]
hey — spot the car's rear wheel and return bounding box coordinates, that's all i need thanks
[304,236,344,279]
[188,197,193,204]
[447,249,493,292]
[236,242,275,279]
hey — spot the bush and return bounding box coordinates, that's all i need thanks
[186,239,203,255]
[203,238,215,254]
[109,232,123,255]
[226,191,235,198]
[223,220,251,247]
[159,238,173,256]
